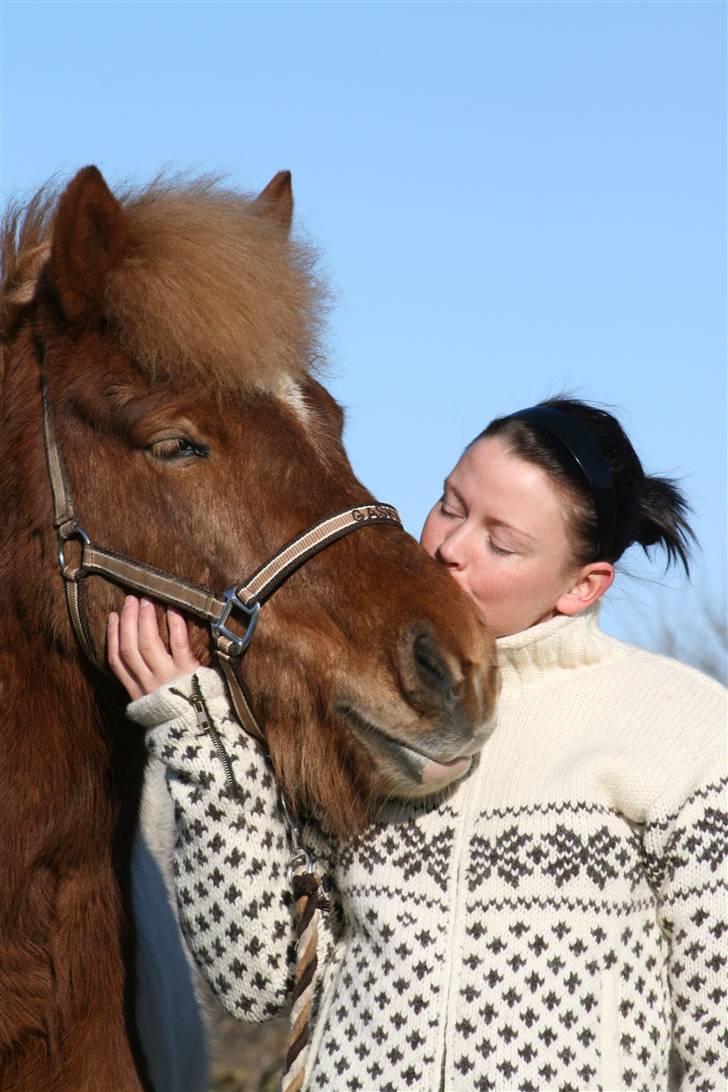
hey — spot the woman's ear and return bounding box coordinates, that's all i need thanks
[556,561,615,616]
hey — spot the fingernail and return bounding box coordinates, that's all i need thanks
[124,595,135,606]
[108,611,117,623]
[140,597,152,607]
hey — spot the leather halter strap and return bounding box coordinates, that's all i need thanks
[41,379,402,744]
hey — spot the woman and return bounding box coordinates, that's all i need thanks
[109,398,727,1091]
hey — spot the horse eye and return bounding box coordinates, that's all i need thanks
[148,437,209,461]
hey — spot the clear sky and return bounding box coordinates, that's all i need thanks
[2,0,725,663]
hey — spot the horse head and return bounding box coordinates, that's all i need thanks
[7,165,498,836]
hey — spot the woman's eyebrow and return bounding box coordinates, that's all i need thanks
[443,479,466,504]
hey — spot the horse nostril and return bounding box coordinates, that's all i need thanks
[413,634,455,705]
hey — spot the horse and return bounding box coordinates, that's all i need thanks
[0,165,497,1090]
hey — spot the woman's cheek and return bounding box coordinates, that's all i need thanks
[469,566,499,613]
[476,560,524,614]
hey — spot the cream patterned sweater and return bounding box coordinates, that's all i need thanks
[128,607,727,1092]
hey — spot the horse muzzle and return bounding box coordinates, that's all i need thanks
[335,642,498,796]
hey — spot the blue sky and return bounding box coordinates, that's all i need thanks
[2,1,725,663]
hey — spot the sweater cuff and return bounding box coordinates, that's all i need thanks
[126,666,227,729]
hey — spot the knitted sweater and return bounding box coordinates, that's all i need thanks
[128,607,727,1092]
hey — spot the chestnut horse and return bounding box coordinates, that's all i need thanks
[0,167,497,1090]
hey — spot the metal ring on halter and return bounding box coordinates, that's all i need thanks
[279,790,314,880]
[287,848,315,883]
[57,525,91,572]
[211,588,261,657]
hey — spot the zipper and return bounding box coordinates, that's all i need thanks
[437,766,481,1092]
[170,675,243,803]
[598,963,622,1091]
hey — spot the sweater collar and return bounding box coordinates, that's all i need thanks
[494,603,620,699]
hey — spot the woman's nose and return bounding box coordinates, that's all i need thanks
[436,526,468,569]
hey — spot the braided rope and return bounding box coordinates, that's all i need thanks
[281,870,325,1092]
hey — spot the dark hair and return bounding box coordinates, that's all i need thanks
[478,397,695,574]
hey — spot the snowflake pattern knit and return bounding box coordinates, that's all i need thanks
[128,607,728,1092]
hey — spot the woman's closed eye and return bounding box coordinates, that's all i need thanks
[488,538,516,557]
[439,497,465,519]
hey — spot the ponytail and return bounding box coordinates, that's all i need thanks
[636,475,695,576]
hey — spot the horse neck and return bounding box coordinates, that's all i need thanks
[0,631,148,1084]
[1,324,145,853]
[0,335,148,1087]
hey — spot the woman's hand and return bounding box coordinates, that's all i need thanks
[107,596,200,701]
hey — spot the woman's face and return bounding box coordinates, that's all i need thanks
[420,435,593,637]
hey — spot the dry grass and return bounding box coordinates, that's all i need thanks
[200,978,287,1092]
[636,598,727,685]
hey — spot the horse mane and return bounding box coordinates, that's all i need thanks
[1,183,55,377]
[1,172,326,394]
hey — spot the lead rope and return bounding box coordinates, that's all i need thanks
[279,801,329,1092]
[178,676,328,1092]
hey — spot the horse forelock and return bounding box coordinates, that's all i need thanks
[107,176,327,395]
[2,173,327,396]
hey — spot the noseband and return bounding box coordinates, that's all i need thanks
[40,377,401,744]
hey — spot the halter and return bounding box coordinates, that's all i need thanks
[40,376,402,743]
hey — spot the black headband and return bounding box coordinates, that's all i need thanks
[503,406,616,560]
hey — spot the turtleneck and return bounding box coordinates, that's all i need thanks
[494,602,626,702]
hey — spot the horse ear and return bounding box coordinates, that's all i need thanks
[49,166,128,324]
[254,170,293,234]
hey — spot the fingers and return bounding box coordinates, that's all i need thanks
[107,610,144,700]
[118,596,164,696]
[106,596,200,700]
[167,608,201,673]
[137,596,175,675]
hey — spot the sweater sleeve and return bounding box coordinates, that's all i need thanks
[127,667,343,1023]
[643,757,728,1091]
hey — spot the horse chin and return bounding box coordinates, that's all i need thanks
[382,753,474,800]
[337,704,474,797]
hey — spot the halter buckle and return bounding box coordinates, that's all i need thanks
[211,588,260,657]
